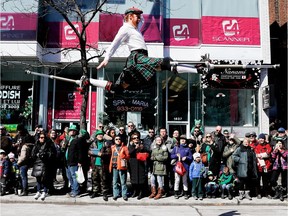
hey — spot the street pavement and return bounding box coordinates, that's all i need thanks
[0,169,287,207]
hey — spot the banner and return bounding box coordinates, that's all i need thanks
[45,21,99,48]
[164,18,200,46]
[0,13,38,40]
[201,17,260,45]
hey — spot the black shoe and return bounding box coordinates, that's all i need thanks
[113,197,117,201]
[137,191,143,200]
[131,190,137,198]
[103,195,108,201]
[90,192,97,199]
[123,196,128,201]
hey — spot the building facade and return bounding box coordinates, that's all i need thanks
[1,0,285,137]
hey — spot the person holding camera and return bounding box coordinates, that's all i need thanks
[270,140,288,201]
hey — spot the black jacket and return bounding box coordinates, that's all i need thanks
[66,137,83,166]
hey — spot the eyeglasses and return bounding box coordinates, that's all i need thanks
[128,125,133,127]
[194,130,199,133]
[132,137,139,139]
[119,129,124,131]
[39,137,45,139]
[115,138,121,141]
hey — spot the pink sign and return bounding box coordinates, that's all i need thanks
[201,16,260,45]
[47,91,96,132]
[46,21,99,48]
[164,18,200,46]
[0,13,37,30]
[0,13,38,40]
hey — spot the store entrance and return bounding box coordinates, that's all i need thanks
[167,123,189,138]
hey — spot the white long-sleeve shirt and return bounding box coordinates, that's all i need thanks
[104,22,147,62]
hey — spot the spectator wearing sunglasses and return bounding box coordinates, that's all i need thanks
[127,121,140,147]
[109,135,130,201]
[117,126,128,145]
[128,134,149,199]
[143,128,155,152]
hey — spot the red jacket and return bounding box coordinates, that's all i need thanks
[254,143,272,172]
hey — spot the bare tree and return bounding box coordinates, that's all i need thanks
[40,0,110,130]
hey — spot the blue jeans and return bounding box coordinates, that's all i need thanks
[66,165,79,195]
[36,177,47,193]
[112,168,127,198]
[20,165,28,191]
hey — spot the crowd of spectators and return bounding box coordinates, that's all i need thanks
[0,122,287,202]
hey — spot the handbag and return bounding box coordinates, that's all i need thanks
[136,152,149,161]
[120,158,127,168]
[76,166,85,184]
[175,161,186,176]
[201,152,208,165]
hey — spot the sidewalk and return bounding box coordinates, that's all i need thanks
[1,170,287,206]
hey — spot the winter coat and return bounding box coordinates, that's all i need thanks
[151,144,168,175]
[109,144,130,172]
[0,158,11,178]
[232,145,258,179]
[254,143,272,172]
[89,140,112,171]
[222,142,240,174]
[218,173,233,185]
[189,161,205,180]
[271,148,288,170]
[17,143,34,167]
[171,144,193,173]
[66,137,83,167]
[128,144,149,185]
[31,140,55,179]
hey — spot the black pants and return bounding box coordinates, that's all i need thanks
[271,168,287,188]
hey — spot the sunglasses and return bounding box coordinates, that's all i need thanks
[206,136,211,138]
[115,138,121,141]
[132,137,139,139]
[149,131,154,133]
[119,129,124,131]
[128,125,133,127]
[39,137,45,139]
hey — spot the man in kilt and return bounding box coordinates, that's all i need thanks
[92,7,203,93]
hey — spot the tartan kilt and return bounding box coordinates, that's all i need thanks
[115,51,162,89]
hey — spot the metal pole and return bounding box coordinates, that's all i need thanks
[173,62,280,69]
[25,70,81,85]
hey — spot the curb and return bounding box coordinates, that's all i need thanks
[1,195,287,206]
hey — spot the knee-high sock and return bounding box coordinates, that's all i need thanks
[89,79,108,89]
[173,65,198,74]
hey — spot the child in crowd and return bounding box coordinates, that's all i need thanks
[218,166,234,200]
[8,152,21,195]
[204,170,219,198]
[0,149,11,196]
[189,152,205,200]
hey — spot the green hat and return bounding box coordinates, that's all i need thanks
[207,171,213,176]
[68,125,78,131]
[95,130,104,136]
[79,129,87,136]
